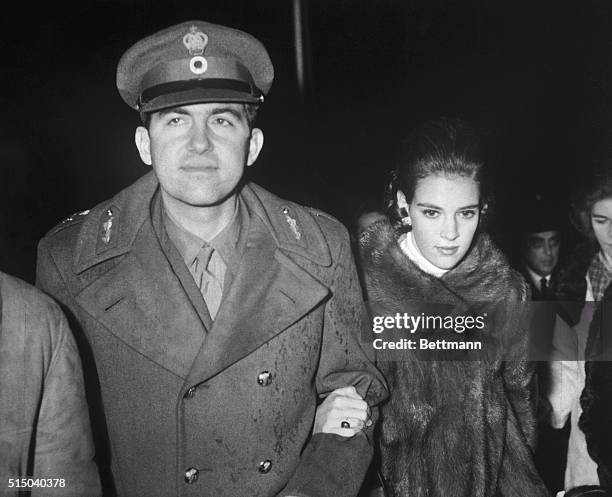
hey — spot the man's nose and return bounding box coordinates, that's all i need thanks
[543,243,552,256]
[188,122,212,153]
[440,217,459,241]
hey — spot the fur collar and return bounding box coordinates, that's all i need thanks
[359,220,527,308]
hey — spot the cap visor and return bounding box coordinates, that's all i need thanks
[140,87,261,113]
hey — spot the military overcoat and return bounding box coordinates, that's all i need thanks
[36,172,386,497]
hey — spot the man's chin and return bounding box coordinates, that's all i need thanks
[161,179,245,210]
[535,269,553,277]
[185,189,242,209]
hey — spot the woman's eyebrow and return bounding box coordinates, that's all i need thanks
[415,202,479,210]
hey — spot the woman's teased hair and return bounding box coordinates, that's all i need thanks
[385,117,491,228]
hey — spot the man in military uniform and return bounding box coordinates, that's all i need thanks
[36,20,386,497]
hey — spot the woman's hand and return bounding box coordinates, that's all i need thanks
[313,386,372,437]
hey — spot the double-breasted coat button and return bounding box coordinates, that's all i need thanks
[257,371,272,386]
[184,467,199,484]
[184,387,196,398]
[258,460,272,474]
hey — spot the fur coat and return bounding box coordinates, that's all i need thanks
[359,220,548,497]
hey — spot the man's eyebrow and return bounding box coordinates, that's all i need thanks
[209,106,245,120]
[154,105,246,121]
[157,107,190,117]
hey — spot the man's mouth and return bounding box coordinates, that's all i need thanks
[182,164,218,172]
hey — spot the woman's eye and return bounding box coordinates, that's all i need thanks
[593,217,609,225]
[459,210,476,219]
[422,209,439,218]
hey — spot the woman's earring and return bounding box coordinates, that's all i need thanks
[396,191,412,228]
[399,208,412,228]
[477,203,489,229]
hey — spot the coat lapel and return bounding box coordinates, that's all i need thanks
[70,175,332,385]
[184,215,330,387]
[75,220,207,379]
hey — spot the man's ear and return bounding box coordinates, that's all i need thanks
[246,128,264,166]
[135,126,152,166]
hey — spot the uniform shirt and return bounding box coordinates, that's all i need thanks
[150,191,249,324]
[163,197,246,288]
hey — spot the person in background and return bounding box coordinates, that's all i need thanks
[520,195,562,302]
[549,169,612,495]
[359,118,548,496]
[0,271,100,497]
[516,194,570,493]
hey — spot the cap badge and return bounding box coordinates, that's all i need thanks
[183,26,209,75]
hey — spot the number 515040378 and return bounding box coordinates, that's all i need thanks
[7,478,65,488]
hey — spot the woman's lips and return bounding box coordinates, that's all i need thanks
[436,246,459,256]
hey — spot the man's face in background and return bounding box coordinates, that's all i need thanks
[523,230,560,277]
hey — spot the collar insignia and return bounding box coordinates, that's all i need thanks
[102,209,114,244]
[282,207,302,241]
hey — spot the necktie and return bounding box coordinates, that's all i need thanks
[540,277,548,300]
[190,244,224,319]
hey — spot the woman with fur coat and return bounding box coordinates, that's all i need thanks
[359,119,548,497]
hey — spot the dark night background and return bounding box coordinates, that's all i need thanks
[2,0,611,282]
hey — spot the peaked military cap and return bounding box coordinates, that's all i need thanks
[117,20,274,113]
